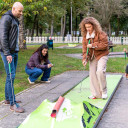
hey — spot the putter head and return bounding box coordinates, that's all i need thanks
[51,112,56,118]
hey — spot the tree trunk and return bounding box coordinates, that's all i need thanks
[51,19,54,36]
[108,22,111,37]
[36,20,39,36]
[39,28,43,36]
[31,14,37,37]
[46,28,49,33]
[19,15,27,49]
[102,25,108,33]
[117,18,119,36]
[61,16,63,36]
[115,18,119,36]
[69,12,71,34]
[75,16,77,37]
[79,14,83,36]
[61,11,66,37]
[64,14,67,36]
[28,29,32,37]
[62,12,66,37]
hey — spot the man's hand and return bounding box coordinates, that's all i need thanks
[6,55,12,63]
[87,44,92,48]
[82,60,87,67]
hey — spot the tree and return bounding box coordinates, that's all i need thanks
[23,0,50,37]
[19,15,27,49]
[89,0,124,34]
[64,0,91,36]
[110,0,128,36]
[0,0,13,16]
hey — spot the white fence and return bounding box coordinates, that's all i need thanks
[26,36,128,45]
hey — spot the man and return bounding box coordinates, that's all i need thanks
[0,2,24,113]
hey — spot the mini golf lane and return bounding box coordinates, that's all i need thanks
[65,74,122,128]
[18,74,122,128]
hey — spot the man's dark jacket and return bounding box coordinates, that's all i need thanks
[0,10,19,56]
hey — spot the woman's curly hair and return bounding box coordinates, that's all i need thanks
[79,17,102,37]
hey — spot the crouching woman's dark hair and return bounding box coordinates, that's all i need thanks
[33,44,49,62]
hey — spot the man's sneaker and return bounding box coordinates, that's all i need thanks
[10,104,25,113]
[41,80,51,83]
[102,93,108,100]
[28,77,35,84]
[3,100,21,105]
[88,95,96,99]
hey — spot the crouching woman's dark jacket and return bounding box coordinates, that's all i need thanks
[0,10,19,56]
[26,52,51,69]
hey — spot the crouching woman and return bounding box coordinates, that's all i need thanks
[25,44,53,84]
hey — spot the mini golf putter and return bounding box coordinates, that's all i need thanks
[9,62,18,114]
[51,96,65,118]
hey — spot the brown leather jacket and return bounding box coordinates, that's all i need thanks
[82,31,109,62]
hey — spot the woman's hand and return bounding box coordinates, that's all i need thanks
[87,44,92,48]
[82,60,87,67]
[47,63,53,68]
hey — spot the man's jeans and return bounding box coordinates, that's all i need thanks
[25,66,51,82]
[1,52,18,105]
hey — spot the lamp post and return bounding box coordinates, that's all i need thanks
[71,1,72,36]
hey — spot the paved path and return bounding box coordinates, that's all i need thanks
[56,44,126,58]
[97,75,128,128]
[64,52,126,59]
[0,71,88,128]
[55,44,82,49]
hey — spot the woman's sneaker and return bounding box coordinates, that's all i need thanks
[102,93,108,100]
[88,95,96,99]
[41,80,51,83]
[28,77,35,84]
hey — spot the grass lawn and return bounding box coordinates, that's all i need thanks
[0,44,128,102]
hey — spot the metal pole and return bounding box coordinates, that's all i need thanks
[71,1,72,36]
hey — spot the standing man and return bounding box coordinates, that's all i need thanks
[0,2,24,113]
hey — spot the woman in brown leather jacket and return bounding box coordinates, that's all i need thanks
[79,17,109,99]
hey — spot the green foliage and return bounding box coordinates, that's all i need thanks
[22,0,66,31]
[0,0,12,16]
[110,15,128,34]
[0,0,127,35]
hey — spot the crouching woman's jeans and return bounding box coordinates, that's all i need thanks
[25,66,51,82]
